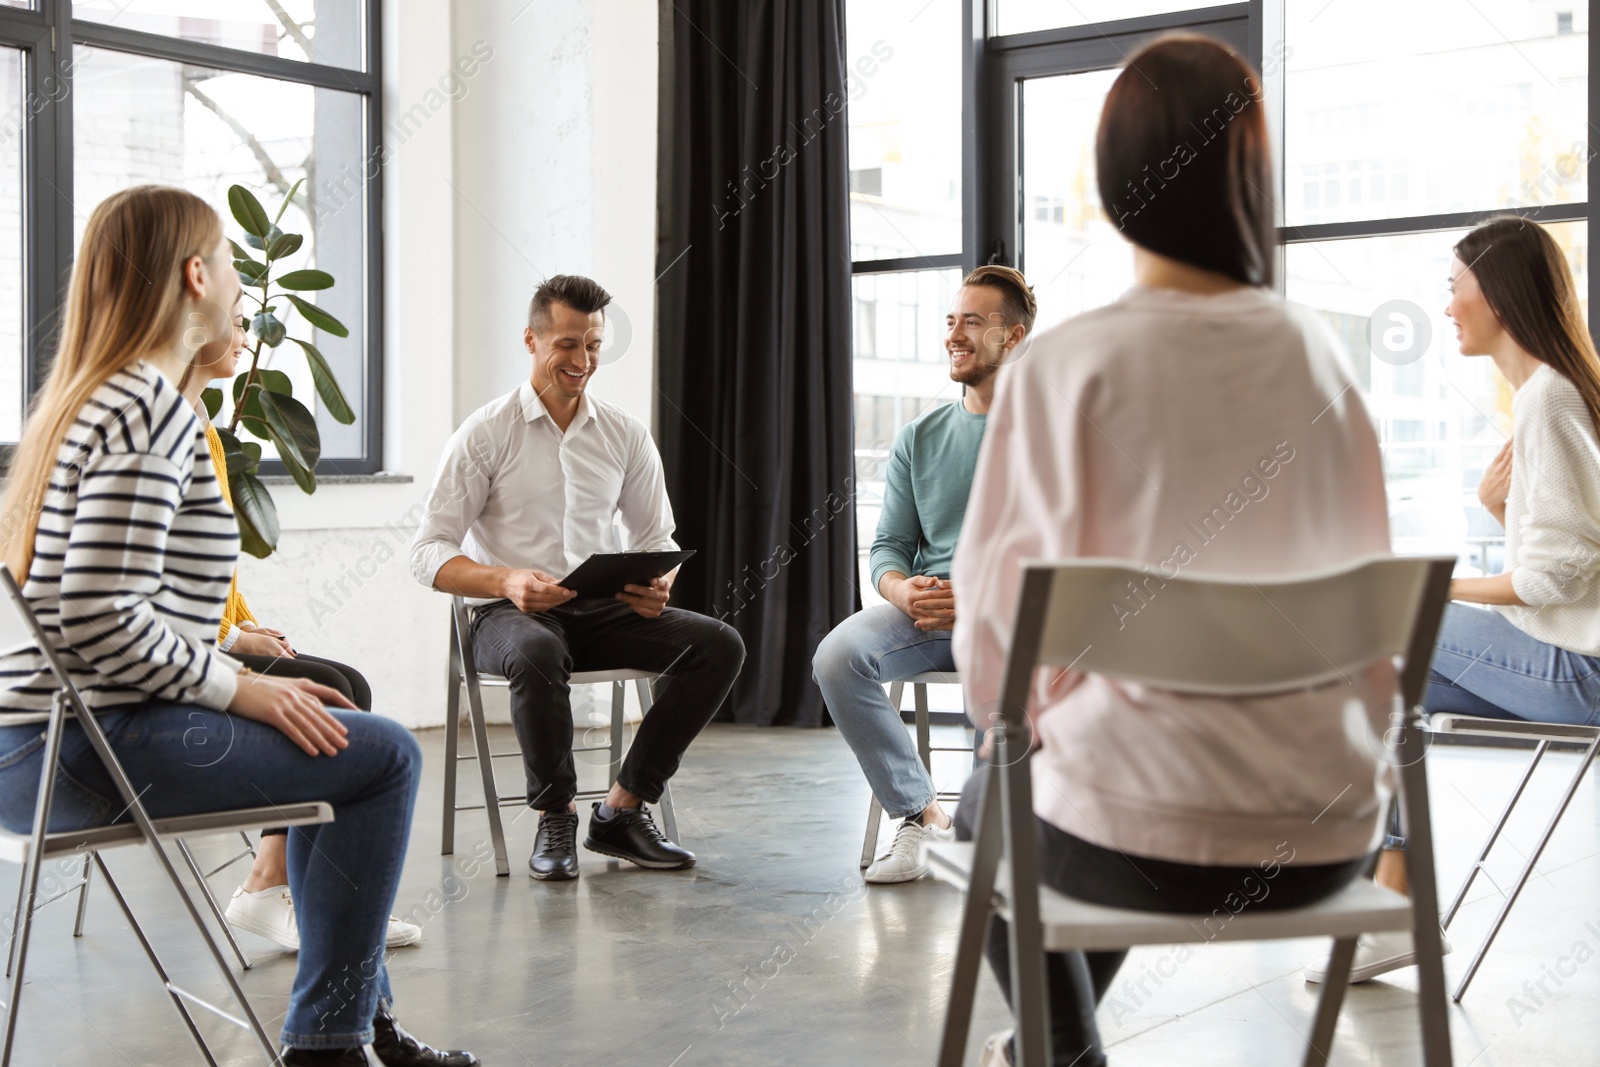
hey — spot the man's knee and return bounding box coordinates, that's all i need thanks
[700,617,745,672]
[487,629,570,684]
[812,623,853,684]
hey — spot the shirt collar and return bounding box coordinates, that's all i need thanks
[519,379,593,431]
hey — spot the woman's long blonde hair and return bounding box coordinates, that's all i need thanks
[1,185,223,580]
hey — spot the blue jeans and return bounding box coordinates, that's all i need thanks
[1426,603,1600,726]
[813,604,952,819]
[0,701,421,1050]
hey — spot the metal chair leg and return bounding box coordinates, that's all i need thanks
[1443,740,1548,928]
[608,681,625,788]
[937,763,1003,1067]
[1399,716,1455,1066]
[634,678,679,841]
[72,851,92,938]
[1,696,67,1067]
[1453,735,1600,1001]
[442,616,463,857]
[456,605,509,877]
[859,796,883,869]
[92,854,224,1067]
[1302,937,1357,1066]
[914,683,933,771]
[176,838,252,971]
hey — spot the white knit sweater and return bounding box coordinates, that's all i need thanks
[1498,363,1600,656]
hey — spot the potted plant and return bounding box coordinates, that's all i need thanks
[210,181,356,558]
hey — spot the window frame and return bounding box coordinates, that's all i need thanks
[0,0,385,476]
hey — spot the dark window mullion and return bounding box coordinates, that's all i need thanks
[68,18,374,93]
[24,0,71,400]
[1282,203,1589,244]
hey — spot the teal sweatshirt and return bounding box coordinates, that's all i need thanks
[868,400,987,591]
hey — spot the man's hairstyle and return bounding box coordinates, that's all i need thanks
[527,274,612,334]
[962,264,1037,333]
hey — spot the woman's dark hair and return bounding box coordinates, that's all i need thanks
[1095,33,1275,286]
[1455,216,1600,436]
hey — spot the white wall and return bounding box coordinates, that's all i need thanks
[231,0,660,729]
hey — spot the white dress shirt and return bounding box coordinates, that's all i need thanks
[410,381,679,604]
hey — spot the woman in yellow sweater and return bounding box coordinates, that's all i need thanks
[188,319,419,952]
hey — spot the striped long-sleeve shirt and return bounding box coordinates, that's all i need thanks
[0,362,243,713]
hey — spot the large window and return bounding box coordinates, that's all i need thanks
[0,0,382,472]
[1281,1,1591,569]
[845,0,1594,584]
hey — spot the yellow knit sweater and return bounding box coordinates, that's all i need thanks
[205,423,256,642]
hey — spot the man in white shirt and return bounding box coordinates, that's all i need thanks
[410,275,745,881]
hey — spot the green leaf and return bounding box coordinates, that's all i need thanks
[251,312,287,348]
[244,225,282,251]
[258,390,322,473]
[272,178,304,226]
[232,370,293,427]
[234,258,267,284]
[275,441,319,494]
[285,295,349,338]
[233,471,279,559]
[240,440,262,465]
[276,269,333,291]
[228,239,259,264]
[265,232,303,262]
[214,425,258,477]
[292,339,356,425]
[228,185,271,239]
[201,387,223,421]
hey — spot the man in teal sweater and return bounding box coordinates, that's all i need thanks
[814,265,1035,883]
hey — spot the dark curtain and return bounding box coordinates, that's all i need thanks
[656,0,858,726]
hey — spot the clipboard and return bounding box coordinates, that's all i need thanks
[557,550,696,599]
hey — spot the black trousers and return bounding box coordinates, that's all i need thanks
[470,598,745,811]
[234,652,372,838]
[953,766,1368,1067]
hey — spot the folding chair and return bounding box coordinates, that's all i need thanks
[440,594,677,876]
[0,568,335,1065]
[930,555,1457,1067]
[859,671,975,869]
[1428,713,1600,1001]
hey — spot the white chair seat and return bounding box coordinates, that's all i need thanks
[927,841,1412,952]
[470,667,658,688]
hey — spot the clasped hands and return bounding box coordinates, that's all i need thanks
[505,568,671,619]
[891,574,956,631]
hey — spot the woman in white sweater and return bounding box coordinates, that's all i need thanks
[950,35,1393,1067]
[1430,216,1600,721]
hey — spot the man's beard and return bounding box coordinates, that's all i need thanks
[950,357,998,388]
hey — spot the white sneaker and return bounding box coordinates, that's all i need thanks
[225,885,298,949]
[1303,928,1452,984]
[224,885,422,951]
[864,816,954,884]
[979,1030,1014,1066]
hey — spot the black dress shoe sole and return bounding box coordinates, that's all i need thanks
[529,865,579,881]
[582,837,696,869]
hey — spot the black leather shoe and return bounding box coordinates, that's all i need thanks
[530,809,580,880]
[372,1006,481,1067]
[584,802,695,869]
[279,1048,367,1065]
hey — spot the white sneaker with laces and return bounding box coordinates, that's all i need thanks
[979,1030,1014,1066]
[1303,928,1452,984]
[864,817,955,884]
[224,885,423,951]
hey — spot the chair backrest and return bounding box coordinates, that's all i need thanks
[996,554,1455,726]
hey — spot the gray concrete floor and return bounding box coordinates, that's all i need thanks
[3,722,1599,1065]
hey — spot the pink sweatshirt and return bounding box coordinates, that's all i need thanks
[952,285,1394,867]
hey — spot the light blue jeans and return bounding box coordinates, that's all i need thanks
[813,603,953,819]
[1426,603,1600,726]
[0,701,421,1050]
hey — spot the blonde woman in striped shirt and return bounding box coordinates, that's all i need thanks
[0,186,475,1067]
